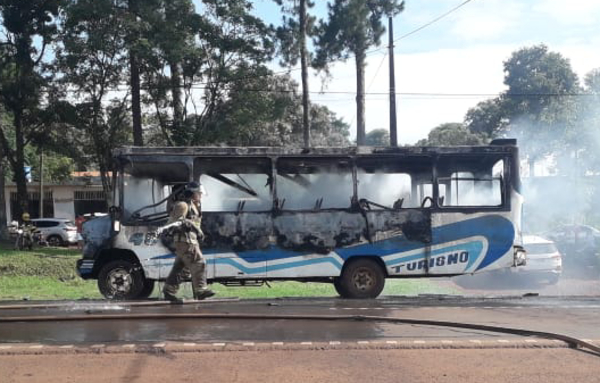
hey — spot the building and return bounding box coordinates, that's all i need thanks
[4,172,108,224]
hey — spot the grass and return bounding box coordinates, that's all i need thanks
[0,241,459,301]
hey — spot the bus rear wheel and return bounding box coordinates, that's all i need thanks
[98,260,144,300]
[338,258,385,299]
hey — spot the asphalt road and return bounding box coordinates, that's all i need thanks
[1,278,600,382]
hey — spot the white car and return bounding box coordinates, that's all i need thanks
[515,235,562,284]
[31,218,79,247]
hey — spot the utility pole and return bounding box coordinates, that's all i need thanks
[300,0,311,149]
[388,16,398,147]
[39,149,44,218]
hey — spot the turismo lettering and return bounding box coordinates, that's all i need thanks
[391,251,469,273]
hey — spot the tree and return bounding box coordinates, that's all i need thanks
[59,0,131,201]
[275,0,317,148]
[0,0,63,221]
[502,45,581,175]
[464,98,507,139]
[189,73,350,147]
[143,0,275,146]
[315,0,404,145]
[365,129,389,146]
[417,123,487,146]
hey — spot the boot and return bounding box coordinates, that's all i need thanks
[195,289,216,300]
[163,291,183,304]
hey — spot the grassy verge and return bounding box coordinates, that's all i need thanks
[0,241,459,301]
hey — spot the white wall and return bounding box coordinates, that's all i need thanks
[53,187,75,220]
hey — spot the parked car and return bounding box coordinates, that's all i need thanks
[512,235,562,285]
[542,224,600,276]
[30,218,78,247]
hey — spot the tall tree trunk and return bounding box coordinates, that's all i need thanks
[299,0,311,149]
[129,0,143,146]
[170,61,185,145]
[14,110,28,221]
[0,154,6,237]
[355,51,366,145]
[130,53,143,146]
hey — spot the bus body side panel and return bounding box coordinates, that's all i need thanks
[111,226,216,280]
[425,212,516,275]
[202,212,271,278]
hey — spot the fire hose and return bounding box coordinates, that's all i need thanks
[0,312,598,356]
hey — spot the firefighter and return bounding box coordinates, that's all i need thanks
[162,182,215,303]
[18,213,39,250]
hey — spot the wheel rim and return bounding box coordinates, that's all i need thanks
[48,237,61,246]
[106,268,133,296]
[351,267,376,292]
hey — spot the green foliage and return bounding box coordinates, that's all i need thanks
[365,129,390,146]
[417,123,487,146]
[464,98,507,139]
[191,73,350,147]
[314,0,404,66]
[502,45,581,169]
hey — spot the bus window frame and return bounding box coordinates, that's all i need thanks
[194,156,274,214]
[274,156,356,212]
[354,155,435,210]
[433,154,511,212]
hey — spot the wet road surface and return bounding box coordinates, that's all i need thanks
[1,293,599,346]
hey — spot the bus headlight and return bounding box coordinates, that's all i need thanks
[514,248,526,266]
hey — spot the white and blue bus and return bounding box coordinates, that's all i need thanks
[78,140,526,299]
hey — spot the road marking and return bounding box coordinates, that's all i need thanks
[29,345,43,349]
[582,339,593,342]
[300,342,313,345]
[357,341,369,344]
[386,341,398,344]
[413,340,426,344]
[329,308,337,310]
[153,343,166,348]
[212,343,226,347]
[122,344,135,348]
[329,341,341,345]
[525,339,538,343]
[272,342,284,346]
[183,343,196,347]
[441,340,454,344]
[242,342,255,346]
[59,345,74,349]
[469,340,482,344]
[0,346,12,349]
[497,340,509,343]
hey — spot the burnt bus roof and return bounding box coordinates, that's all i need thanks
[113,141,518,159]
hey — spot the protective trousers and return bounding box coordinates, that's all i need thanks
[163,242,208,298]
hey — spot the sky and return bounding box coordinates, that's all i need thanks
[241,0,600,145]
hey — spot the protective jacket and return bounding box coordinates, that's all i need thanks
[168,201,203,244]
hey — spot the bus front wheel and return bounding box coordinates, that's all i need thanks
[98,260,144,300]
[337,258,385,299]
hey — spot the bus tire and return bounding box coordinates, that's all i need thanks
[97,260,144,300]
[137,279,156,299]
[333,278,348,297]
[339,258,385,299]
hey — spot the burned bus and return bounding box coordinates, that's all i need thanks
[77,140,526,299]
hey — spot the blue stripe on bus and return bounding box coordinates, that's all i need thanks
[212,257,343,274]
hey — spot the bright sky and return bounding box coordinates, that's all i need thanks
[199,0,600,145]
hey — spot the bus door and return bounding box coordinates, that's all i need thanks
[355,157,434,277]
[196,158,273,279]
[433,155,510,274]
[271,157,359,278]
